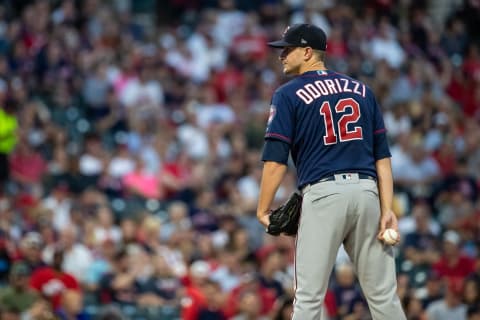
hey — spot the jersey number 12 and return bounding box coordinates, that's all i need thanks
[319,98,363,145]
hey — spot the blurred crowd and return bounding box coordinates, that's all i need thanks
[0,0,479,319]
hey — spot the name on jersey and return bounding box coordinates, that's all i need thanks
[295,78,366,104]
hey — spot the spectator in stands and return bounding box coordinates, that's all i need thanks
[230,289,267,320]
[43,225,93,285]
[402,294,425,320]
[331,262,366,319]
[210,249,243,292]
[84,239,115,292]
[468,306,480,320]
[426,278,468,320]
[160,201,191,242]
[180,260,214,320]
[18,232,46,272]
[400,202,441,286]
[0,261,38,313]
[78,133,107,188]
[196,279,227,319]
[0,1,480,318]
[0,98,18,194]
[137,254,181,306]
[273,297,294,320]
[30,248,80,311]
[41,180,72,232]
[432,230,476,282]
[21,298,56,320]
[92,204,122,246]
[98,247,138,306]
[122,156,162,200]
[462,277,480,313]
[256,247,285,316]
[418,272,444,310]
[56,289,89,320]
[9,138,47,196]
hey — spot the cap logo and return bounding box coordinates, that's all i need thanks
[282,26,290,37]
[301,38,307,44]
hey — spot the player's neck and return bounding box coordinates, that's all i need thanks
[299,61,327,74]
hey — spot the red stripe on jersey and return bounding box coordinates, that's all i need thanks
[265,133,291,143]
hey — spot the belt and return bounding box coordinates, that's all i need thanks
[303,173,376,189]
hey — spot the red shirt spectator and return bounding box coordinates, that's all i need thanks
[180,260,218,320]
[212,63,245,103]
[432,230,476,282]
[432,143,457,177]
[29,248,80,310]
[327,29,348,59]
[181,285,207,320]
[30,266,80,310]
[230,32,268,61]
[223,279,276,318]
[9,142,47,185]
[160,152,193,199]
[462,45,480,81]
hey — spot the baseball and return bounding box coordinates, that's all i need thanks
[382,228,399,245]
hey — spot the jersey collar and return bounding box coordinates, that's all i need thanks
[301,70,330,77]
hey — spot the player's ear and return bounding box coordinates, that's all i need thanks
[303,47,314,61]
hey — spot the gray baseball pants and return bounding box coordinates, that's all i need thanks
[292,174,406,320]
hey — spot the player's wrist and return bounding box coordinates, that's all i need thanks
[256,209,270,217]
[380,208,393,216]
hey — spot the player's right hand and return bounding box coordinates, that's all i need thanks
[256,210,270,227]
[377,209,400,244]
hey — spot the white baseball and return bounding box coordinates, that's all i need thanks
[382,228,398,245]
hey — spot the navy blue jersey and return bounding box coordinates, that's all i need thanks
[264,70,391,188]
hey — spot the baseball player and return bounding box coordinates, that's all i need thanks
[256,24,407,319]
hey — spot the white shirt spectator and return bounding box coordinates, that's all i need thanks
[43,243,94,284]
[392,151,440,183]
[290,5,331,36]
[237,175,259,203]
[177,123,210,160]
[186,29,227,82]
[63,244,94,284]
[398,213,441,237]
[165,44,199,80]
[158,245,187,278]
[210,266,241,292]
[370,37,405,69]
[42,196,72,232]
[79,154,104,176]
[212,8,246,47]
[383,110,412,139]
[119,77,164,111]
[426,299,467,320]
[195,103,235,129]
[369,20,405,69]
[107,155,135,178]
[93,227,122,245]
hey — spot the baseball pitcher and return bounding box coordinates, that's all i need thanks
[256,23,407,320]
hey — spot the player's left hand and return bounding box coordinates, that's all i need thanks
[377,209,400,244]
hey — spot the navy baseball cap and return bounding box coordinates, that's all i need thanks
[268,23,327,51]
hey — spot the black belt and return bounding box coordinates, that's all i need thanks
[305,173,376,188]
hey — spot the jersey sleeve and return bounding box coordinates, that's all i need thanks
[371,93,391,160]
[261,139,290,164]
[264,90,294,144]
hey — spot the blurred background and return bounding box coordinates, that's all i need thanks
[0,0,479,319]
